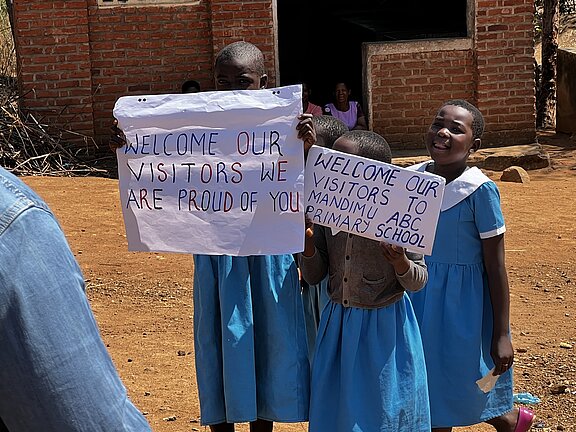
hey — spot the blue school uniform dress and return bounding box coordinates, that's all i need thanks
[301,275,330,363]
[192,254,310,425]
[300,226,431,432]
[310,296,430,432]
[408,163,513,427]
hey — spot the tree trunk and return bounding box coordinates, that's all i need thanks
[537,0,559,128]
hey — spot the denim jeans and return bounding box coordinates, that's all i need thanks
[0,168,150,431]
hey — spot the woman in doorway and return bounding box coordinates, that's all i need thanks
[323,81,367,130]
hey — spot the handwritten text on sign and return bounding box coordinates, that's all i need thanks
[114,85,304,256]
[304,147,445,254]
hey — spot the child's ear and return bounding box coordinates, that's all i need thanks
[471,138,481,153]
[260,74,268,89]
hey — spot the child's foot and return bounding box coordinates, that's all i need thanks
[513,407,535,432]
[486,406,535,432]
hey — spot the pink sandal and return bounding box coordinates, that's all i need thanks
[514,407,536,432]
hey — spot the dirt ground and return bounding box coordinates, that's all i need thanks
[20,131,576,432]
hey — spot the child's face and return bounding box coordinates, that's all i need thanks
[215,58,267,91]
[332,136,360,156]
[426,105,479,167]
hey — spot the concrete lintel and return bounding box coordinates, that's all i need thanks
[365,38,472,57]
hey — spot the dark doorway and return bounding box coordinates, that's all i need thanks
[277,1,468,109]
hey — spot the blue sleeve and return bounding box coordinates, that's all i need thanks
[470,181,506,239]
[0,207,151,431]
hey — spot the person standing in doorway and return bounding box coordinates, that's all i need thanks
[323,81,367,130]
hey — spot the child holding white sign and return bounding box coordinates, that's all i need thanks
[408,100,535,432]
[110,41,316,432]
[191,42,314,432]
[299,130,431,432]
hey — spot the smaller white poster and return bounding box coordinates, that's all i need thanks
[114,85,304,256]
[304,146,445,255]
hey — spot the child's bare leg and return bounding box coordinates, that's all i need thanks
[210,423,235,432]
[485,407,518,432]
[249,419,273,432]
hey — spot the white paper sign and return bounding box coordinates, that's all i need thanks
[304,147,445,255]
[113,85,305,256]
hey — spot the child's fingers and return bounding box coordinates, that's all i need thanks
[296,114,317,149]
[495,359,512,376]
[109,120,127,151]
[380,242,404,254]
[304,216,314,238]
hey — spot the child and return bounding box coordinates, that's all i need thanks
[192,41,313,432]
[301,115,348,362]
[408,100,535,432]
[181,79,201,93]
[110,41,315,432]
[300,130,431,432]
[302,82,323,116]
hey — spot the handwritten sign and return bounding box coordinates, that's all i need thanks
[113,85,305,256]
[304,147,445,255]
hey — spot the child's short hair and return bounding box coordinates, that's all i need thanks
[215,41,266,76]
[343,130,391,164]
[181,79,201,93]
[312,115,348,149]
[441,99,485,139]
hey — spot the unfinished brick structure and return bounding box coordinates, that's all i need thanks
[12,0,535,151]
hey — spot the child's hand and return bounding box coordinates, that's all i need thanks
[302,216,315,257]
[491,335,514,375]
[380,242,410,276]
[109,119,127,152]
[296,114,316,158]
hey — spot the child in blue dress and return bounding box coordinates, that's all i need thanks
[300,130,431,432]
[408,100,535,432]
[193,41,315,432]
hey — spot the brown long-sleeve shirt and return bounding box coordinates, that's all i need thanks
[299,226,427,309]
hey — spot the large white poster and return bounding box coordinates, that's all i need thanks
[304,146,445,255]
[114,85,305,256]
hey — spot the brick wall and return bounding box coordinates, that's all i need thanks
[12,0,276,153]
[366,39,475,149]
[475,0,536,146]
[365,0,535,149]
[12,0,536,152]
[88,2,213,149]
[13,1,94,140]
[210,0,277,85]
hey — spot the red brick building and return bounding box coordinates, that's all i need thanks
[12,0,536,152]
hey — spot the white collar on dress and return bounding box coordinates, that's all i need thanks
[409,161,491,211]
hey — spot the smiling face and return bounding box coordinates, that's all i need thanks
[426,104,480,171]
[214,57,267,91]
